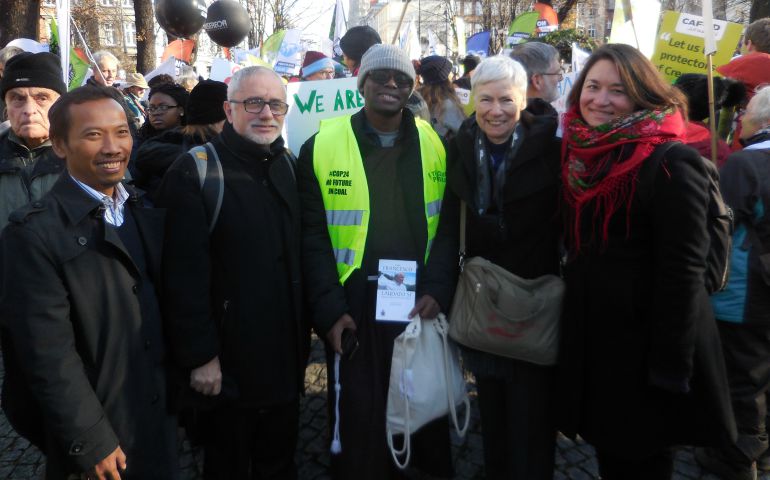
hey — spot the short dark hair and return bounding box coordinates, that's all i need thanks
[567,44,687,118]
[48,85,129,144]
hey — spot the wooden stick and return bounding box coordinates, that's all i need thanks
[706,54,718,165]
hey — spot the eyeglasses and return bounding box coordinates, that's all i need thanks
[146,104,180,113]
[367,70,413,89]
[540,70,564,78]
[229,97,290,116]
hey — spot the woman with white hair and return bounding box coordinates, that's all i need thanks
[438,55,561,479]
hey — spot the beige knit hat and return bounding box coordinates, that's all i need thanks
[357,44,416,92]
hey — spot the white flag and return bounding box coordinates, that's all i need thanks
[331,0,347,57]
[702,0,717,55]
[56,0,70,86]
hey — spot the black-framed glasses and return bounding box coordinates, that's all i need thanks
[367,70,413,89]
[540,70,564,78]
[229,97,289,116]
[146,104,180,113]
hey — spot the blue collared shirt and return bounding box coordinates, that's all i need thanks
[70,175,128,227]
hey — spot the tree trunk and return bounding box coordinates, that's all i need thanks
[750,0,770,22]
[0,0,41,46]
[133,0,156,73]
[557,0,579,24]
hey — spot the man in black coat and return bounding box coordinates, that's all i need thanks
[0,86,177,479]
[156,66,308,479]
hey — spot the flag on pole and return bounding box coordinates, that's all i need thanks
[507,11,540,47]
[50,17,89,90]
[702,0,717,55]
[329,0,347,57]
[399,18,421,60]
[56,0,70,85]
[466,31,490,58]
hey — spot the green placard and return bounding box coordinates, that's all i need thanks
[651,10,744,82]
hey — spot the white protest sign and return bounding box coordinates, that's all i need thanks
[552,71,579,137]
[209,58,242,84]
[283,77,364,154]
[274,29,303,76]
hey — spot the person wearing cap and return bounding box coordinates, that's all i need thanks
[301,51,335,81]
[339,26,382,76]
[134,79,227,200]
[298,43,456,479]
[453,54,480,90]
[0,52,66,231]
[122,72,149,127]
[417,55,466,139]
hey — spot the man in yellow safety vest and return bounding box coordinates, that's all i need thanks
[297,43,457,479]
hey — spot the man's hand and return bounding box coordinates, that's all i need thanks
[326,314,356,354]
[190,356,222,396]
[85,446,126,480]
[409,294,440,319]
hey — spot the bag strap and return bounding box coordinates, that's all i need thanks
[190,142,225,234]
[387,332,413,469]
[437,314,471,437]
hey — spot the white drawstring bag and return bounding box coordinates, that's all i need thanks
[386,313,470,469]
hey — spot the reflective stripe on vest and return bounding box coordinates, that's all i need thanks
[313,114,446,284]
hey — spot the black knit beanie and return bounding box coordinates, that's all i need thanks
[340,26,382,63]
[186,79,227,126]
[1,52,66,98]
[418,56,453,85]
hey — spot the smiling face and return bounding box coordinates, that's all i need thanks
[362,69,413,118]
[579,59,636,127]
[52,98,131,197]
[224,71,287,147]
[5,87,60,149]
[474,79,525,144]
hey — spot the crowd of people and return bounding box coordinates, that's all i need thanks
[0,14,768,480]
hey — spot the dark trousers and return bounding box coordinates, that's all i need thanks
[325,283,453,479]
[202,401,299,480]
[475,364,556,480]
[595,448,673,480]
[717,321,770,463]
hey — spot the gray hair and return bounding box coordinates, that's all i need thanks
[227,66,285,100]
[92,50,119,67]
[0,46,23,65]
[471,56,528,99]
[748,85,770,128]
[510,42,560,79]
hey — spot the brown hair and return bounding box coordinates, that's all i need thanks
[746,18,770,53]
[180,123,221,143]
[418,81,465,125]
[567,44,687,118]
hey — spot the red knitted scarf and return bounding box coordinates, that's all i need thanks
[562,105,686,250]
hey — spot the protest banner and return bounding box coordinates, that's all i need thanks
[650,10,743,82]
[209,57,242,83]
[274,29,303,76]
[507,12,540,47]
[609,0,661,58]
[283,77,363,154]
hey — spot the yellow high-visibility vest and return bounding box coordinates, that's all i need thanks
[313,114,446,284]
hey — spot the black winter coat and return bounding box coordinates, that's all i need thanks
[435,99,562,376]
[0,175,177,478]
[558,142,737,456]
[156,122,309,406]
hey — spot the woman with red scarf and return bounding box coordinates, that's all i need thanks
[558,44,737,479]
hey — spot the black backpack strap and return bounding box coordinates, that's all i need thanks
[189,143,225,233]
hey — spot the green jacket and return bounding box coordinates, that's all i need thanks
[0,130,64,231]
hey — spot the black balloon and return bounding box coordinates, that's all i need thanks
[155,0,207,39]
[204,0,250,48]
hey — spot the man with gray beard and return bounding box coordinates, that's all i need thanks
[155,66,309,479]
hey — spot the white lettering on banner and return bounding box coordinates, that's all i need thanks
[676,13,727,41]
[283,76,365,154]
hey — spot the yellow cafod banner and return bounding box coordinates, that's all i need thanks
[651,10,743,82]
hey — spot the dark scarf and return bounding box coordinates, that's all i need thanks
[474,123,524,215]
[562,105,686,249]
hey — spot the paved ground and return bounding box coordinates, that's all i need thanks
[0,336,765,479]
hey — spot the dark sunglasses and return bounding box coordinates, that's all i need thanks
[367,70,413,89]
